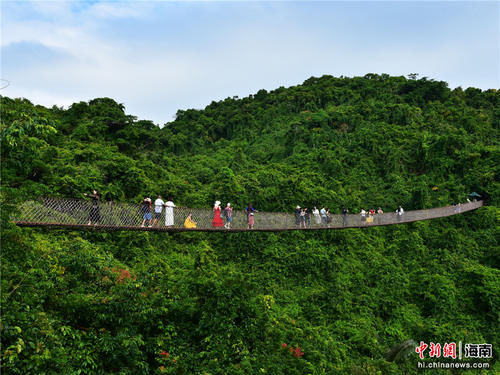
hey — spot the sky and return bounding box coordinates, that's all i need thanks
[1,0,499,125]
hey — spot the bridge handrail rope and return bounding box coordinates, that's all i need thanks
[12,198,484,232]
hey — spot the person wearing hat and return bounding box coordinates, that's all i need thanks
[294,205,301,228]
[245,203,257,229]
[141,197,152,227]
[376,207,383,224]
[212,200,224,228]
[360,208,367,225]
[223,203,233,229]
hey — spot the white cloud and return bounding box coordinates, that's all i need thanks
[85,1,155,19]
[1,1,498,125]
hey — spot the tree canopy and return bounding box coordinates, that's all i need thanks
[1,74,499,374]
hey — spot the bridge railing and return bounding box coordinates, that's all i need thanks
[12,198,483,231]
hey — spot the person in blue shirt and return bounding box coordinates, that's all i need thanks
[320,206,328,227]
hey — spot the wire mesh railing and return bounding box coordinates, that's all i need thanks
[12,198,483,232]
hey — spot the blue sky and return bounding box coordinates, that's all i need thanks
[1,1,499,125]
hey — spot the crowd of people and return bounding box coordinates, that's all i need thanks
[139,195,176,227]
[140,198,258,229]
[359,207,388,225]
[292,205,405,227]
[84,191,258,230]
[84,190,408,230]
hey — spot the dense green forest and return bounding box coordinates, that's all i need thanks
[1,74,499,374]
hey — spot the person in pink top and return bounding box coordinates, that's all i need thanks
[245,203,257,229]
[223,203,233,229]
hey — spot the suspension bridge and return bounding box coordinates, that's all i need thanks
[12,198,483,232]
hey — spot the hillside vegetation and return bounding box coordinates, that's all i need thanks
[1,74,499,374]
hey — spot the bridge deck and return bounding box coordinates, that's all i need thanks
[12,198,483,232]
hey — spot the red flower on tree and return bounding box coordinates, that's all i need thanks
[293,346,304,357]
[161,350,170,357]
[286,345,304,358]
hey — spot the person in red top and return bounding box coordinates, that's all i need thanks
[212,200,224,227]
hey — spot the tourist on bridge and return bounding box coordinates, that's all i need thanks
[377,207,384,224]
[396,205,404,221]
[326,209,332,226]
[295,206,301,227]
[153,195,165,227]
[246,203,257,229]
[342,208,348,226]
[367,209,374,224]
[313,207,321,225]
[184,213,197,229]
[164,197,176,227]
[300,208,306,228]
[84,190,100,226]
[223,203,233,229]
[212,201,224,228]
[304,208,311,227]
[360,209,367,225]
[141,197,152,227]
[320,206,328,227]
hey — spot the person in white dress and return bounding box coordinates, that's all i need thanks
[165,197,176,226]
[312,207,321,225]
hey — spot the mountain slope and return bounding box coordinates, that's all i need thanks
[1,74,499,374]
